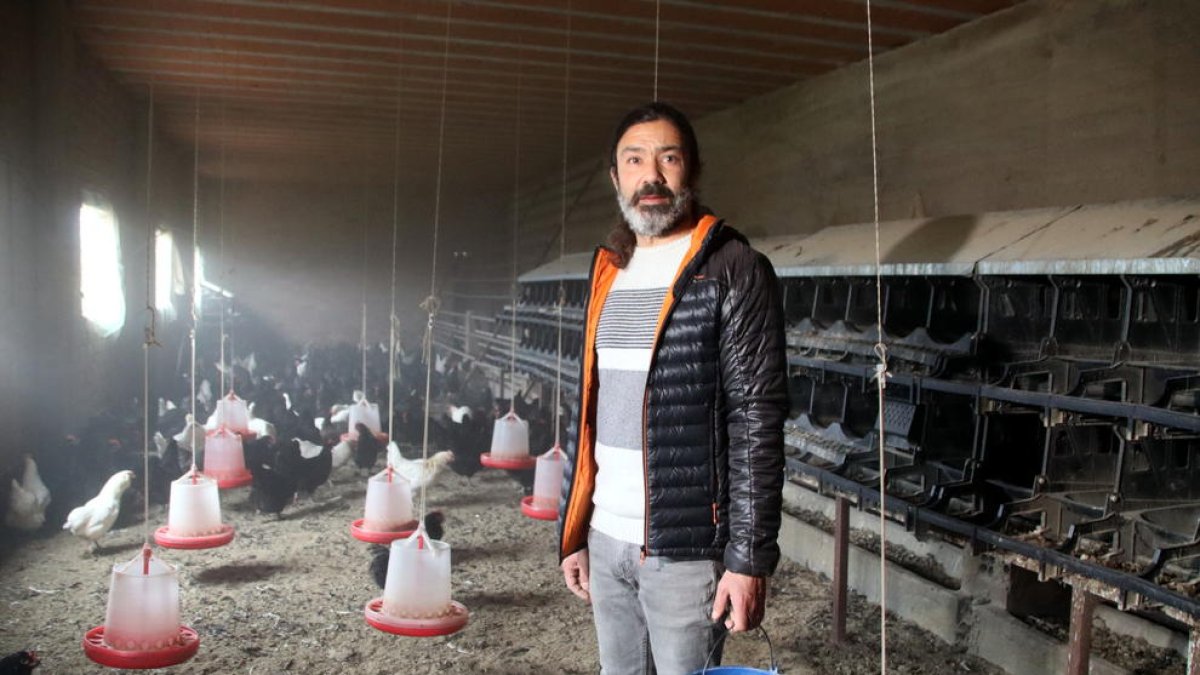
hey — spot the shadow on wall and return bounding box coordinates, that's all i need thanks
[883,214,979,265]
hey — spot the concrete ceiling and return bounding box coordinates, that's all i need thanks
[74,0,1019,196]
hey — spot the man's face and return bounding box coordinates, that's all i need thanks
[610,119,693,237]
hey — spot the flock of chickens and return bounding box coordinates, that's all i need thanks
[0,337,558,670]
[4,340,550,540]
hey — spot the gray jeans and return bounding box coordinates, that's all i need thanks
[588,528,724,675]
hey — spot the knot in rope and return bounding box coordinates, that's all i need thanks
[143,306,162,348]
[871,342,890,389]
[419,295,441,318]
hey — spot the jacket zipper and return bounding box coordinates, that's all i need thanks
[560,248,604,561]
[639,221,725,563]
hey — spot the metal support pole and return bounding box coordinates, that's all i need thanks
[1066,586,1097,675]
[833,496,850,645]
[464,310,474,357]
[1188,625,1200,675]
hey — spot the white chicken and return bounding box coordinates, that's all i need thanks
[173,414,206,455]
[447,405,472,424]
[386,442,455,491]
[331,439,353,472]
[63,470,135,551]
[20,455,50,511]
[247,416,277,440]
[329,391,364,425]
[6,482,43,531]
[5,455,51,531]
[234,351,257,376]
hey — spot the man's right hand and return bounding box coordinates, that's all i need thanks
[561,549,590,602]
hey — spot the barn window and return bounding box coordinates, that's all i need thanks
[155,228,182,320]
[79,193,126,337]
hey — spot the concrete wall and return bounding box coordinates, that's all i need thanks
[503,0,1200,269]
[0,0,191,469]
[0,2,37,459]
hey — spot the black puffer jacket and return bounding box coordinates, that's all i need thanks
[558,216,789,577]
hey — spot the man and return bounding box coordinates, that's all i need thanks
[558,101,789,675]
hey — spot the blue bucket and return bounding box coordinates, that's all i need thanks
[689,626,779,675]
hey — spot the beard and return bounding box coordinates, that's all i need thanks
[617,183,693,237]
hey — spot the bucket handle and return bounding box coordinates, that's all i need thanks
[700,625,778,674]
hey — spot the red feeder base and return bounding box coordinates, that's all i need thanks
[480,453,537,470]
[340,431,389,444]
[154,524,235,550]
[364,598,469,637]
[213,471,253,489]
[350,518,418,544]
[83,625,200,669]
[520,495,557,521]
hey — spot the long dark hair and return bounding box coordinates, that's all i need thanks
[605,102,702,268]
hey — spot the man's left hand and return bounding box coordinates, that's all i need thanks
[710,571,766,633]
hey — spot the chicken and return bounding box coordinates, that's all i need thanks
[144,433,185,504]
[6,481,44,531]
[62,470,135,551]
[234,351,257,376]
[247,442,298,517]
[4,455,51,531]
[292,439,332,498]
[196,379,214,409]
[386,443,455,491]
[247,416,277,440]
[21,455,50,511]
[354,423,384,472]
[330,439,353,473]
[368,511,447,588]
[442,404,490,480]
[0,649,40,674]
[173,414,205,456]
[329,391,363,425]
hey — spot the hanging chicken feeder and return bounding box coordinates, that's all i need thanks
[340,399,388,445]
[481,410,536,470]
[351,466,417,544]
[83,545,200,669]
[155,470,234,549]
[211,391,251,436]
[174,415,205,456]
[364,526,469,637]
[201,427,252,489]
[521,444,565,521]
[349,399,383,436]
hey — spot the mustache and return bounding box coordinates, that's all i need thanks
[633,183,675,203]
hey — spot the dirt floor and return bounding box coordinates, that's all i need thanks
[0,467,1006,674]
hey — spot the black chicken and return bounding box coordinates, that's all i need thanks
[442,406,490,480]
[0,650,40,674]
[368,511,447,588]
[248,440,298,516]
[292,440,333,499]
[353,423,384,472]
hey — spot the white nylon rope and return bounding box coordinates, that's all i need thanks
[508,42,523,415]
[865,1,890,671]
[141,81,157,546]
[218,99,227,397]
[361,168,370,398]
[416,0,454,524]
[652,0,661,101]
[189,97,201,475]
[386,40,404,448]
[553,0,572,448]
